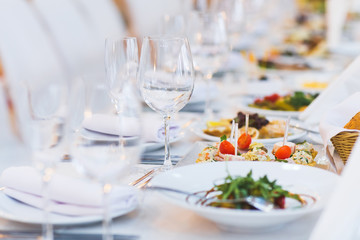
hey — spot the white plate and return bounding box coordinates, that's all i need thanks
[0,190,137,226]
[235,96,301,118]
[190,118,307,144]
[80,128,184,152]
[150,161,338,231]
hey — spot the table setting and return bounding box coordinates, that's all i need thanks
[1,0,360,240]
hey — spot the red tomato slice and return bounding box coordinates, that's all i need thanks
[274,145,292,159]
[219,140,235,155]
[237,133,252,150]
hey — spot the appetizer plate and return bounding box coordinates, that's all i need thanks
[190,118,307,144]
[0,188,137,226]
[232,96,301,118]
[150,161,338,232]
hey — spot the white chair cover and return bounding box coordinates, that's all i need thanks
[32,0,103,77]
[74,0,126,39]
[0,0,67,147]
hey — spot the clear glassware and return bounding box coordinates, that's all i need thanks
[138,36,195,171]
[215,0,246,50]
[159,14,186,36]
[187,11,229,119]
[69,76,142,240]
[105,36,139,112]
[24,77,68,240]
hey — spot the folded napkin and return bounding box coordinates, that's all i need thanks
[319,92,360,147]
[310,138,360,240]
[83,114,180,143]
[0,166,138,216]
[299,56,360,125]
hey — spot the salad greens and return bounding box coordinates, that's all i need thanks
[208,170,302,209]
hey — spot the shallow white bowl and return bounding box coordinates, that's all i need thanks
[149,161,338,232]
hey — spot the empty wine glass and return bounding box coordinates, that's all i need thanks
[188,11,229,119]
[159,14,186,36]
[24,76,68,240]
[105,36,139,112]
[138,36,195,171]
[69,76,142,240]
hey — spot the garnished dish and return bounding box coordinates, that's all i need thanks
[150,161,338,231]
[249,92,318,111]
[196,135,318,167]
[199,170,305,210]
[198,112,306,143]
[203,112,288,139]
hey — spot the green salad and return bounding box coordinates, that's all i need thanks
[205,170,303,210]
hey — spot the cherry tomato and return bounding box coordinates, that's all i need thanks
[275,145,292,159]
[237,133,252,150]
[254,98,262,104]
[264,93,280,103]
[219,140,235,155]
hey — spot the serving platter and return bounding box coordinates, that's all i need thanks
[190,117,307,144]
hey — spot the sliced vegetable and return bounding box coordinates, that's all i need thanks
[219,140,235,155]
[275,145,292,159]
[237,133,252,150]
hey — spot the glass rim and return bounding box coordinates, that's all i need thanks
[105,36,137,42]
[143,35,189,42]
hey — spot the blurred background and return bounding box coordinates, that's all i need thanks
[1,0,360,152]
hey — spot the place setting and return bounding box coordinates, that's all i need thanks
[2,0,360,239]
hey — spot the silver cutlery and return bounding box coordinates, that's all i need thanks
[145,186,274,212]
[0,231,139,240]
[290,124,319,134]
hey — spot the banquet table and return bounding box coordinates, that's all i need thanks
[0,109,331,240]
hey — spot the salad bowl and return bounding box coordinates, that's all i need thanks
[149,161,338,232]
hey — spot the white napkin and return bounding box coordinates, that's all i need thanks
[319,92,360,147]
[0,166,138,216]
[299,56,360,125]
[309,138,360,240]
[82,114,180,142]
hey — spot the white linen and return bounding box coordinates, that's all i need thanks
[82,113,180,142]
[319,92,360,147]
[189,80,218,104]
[0,166,138,216]
[309,138,360,240]
[299,56,360,125]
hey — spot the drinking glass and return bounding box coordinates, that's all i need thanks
[24,77,68,240]
[69,77,142,240]
[159,14,186,36]
[187,11,229,119]
[105,36,139,112]
[138,36,195,171]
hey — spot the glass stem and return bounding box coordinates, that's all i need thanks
[102,183,113,240]
[41,167,54,240]
[162,115,172,171]
[204,73,214,120]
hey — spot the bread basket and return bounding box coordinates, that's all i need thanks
[330,131,359,164]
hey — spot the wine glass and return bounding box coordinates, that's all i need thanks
[105,36,139,112]
[24,76,68,240]
[69,76,142,240]
[138,36,195,171]
[187,11,229,119]
[159,14,186,36]
[215,0,246,50]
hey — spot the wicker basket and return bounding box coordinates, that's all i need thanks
[330,131,359,164]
